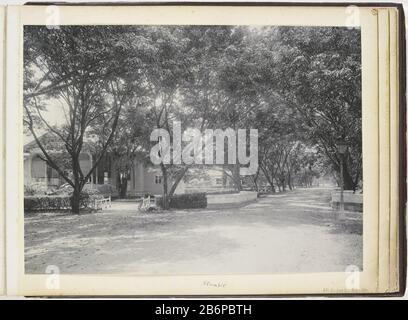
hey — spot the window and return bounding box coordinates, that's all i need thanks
[215,178,223,185]
[31,156,46,178]
[155,175,162,184]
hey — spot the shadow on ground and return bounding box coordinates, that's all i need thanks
[25,187,363,275]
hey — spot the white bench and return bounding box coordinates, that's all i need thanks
[140,196,156,211]
[94,196,112,210]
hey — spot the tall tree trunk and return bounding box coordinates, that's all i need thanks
[260,165,275,193]
[116,173,122,196]
[160,163,169,209]
[276,178,281,191]
[281,178,286,192]
[252,175,259,192]
[71,184,81,214]
[269,181,276,193]
[232,163,242,192]
[287,173,293,191]
[252,168,260,192]
[71,153,81,214]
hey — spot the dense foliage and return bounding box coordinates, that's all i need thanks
[156,193,207,209]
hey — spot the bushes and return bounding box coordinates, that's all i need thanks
[24,193,103,212]
[156,193,207,209]
[91,184,119,199]
[25,195,71,211]
[24,182,117,212]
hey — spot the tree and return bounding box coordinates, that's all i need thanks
[123,26,194,209]
[138,26,248,206]
[213,27,271,190]
[23,26,139,213]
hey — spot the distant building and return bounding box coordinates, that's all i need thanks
[24,151,93,189]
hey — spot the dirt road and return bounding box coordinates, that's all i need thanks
[25,187,362,274]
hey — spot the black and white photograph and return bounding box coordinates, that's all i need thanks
[23,24,363,275]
